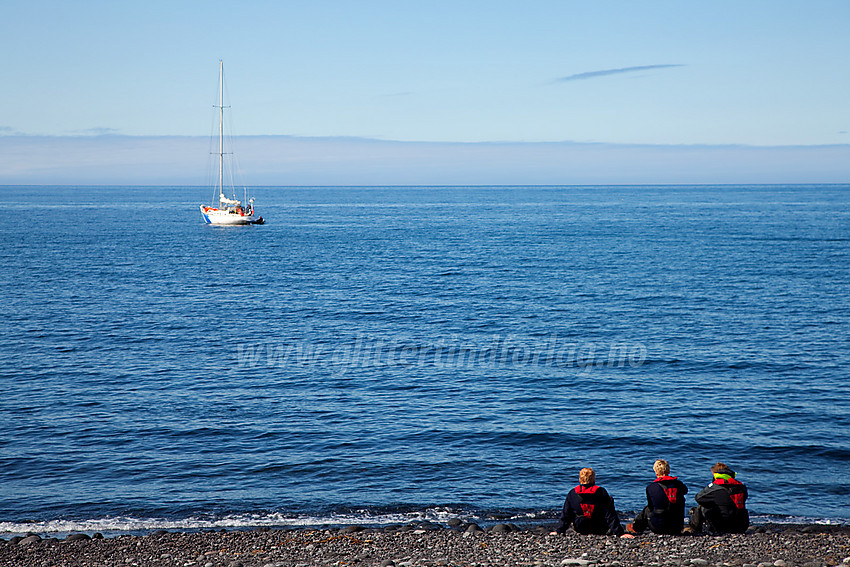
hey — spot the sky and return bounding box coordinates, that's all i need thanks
[2,0,850,184]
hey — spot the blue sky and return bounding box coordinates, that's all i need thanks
[2,1,850,184]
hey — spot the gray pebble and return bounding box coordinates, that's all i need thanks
[341,525,365,534]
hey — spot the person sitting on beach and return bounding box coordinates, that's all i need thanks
[685,462,749,534]
[554,467,627,536]
[626,459,689,535]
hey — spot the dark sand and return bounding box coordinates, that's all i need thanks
[2,523,849,567]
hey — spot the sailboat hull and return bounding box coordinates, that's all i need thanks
[200,205,261,225]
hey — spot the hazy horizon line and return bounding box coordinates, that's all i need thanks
[2,132,849,150]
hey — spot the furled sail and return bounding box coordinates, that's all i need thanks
[219,194,241,206]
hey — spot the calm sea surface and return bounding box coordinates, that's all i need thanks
[1,185,848,536]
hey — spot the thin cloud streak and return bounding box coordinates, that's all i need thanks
[555,64,684,82]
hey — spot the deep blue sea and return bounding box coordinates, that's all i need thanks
[1,185,848,537]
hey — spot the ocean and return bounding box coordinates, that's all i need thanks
[1,184,848,537]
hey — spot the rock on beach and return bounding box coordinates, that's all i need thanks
[0,523,848,567]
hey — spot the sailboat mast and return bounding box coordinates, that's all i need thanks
[218,60,224,199]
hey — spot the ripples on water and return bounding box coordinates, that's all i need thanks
[1,185,848,534]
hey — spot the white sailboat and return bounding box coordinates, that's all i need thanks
[200,60,264,225]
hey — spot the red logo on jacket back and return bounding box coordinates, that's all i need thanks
[580,503,595,518]
[730,492,745,509]
[663,487,678,503]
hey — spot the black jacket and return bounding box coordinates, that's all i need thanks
[694,476,749,534]
[644,476,688,534]
[557,484,624,535]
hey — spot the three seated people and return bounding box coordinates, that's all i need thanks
[554,461,748,536]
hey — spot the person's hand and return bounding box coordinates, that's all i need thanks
[549,531,558,535]
[620,533,635,539]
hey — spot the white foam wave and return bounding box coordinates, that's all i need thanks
[3,510,840,539]
[749,514,845,526]
[0,508,501,538]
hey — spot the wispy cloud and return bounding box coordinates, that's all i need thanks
[555,64,684,83]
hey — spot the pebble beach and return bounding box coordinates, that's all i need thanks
[3,523,849,567]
